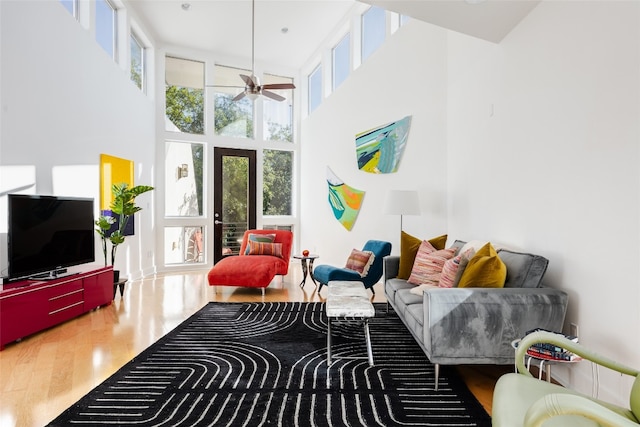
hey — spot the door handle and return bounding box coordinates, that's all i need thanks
[214,220,223,225]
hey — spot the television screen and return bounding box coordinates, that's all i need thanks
[8,195,95,280]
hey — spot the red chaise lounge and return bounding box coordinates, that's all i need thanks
[207,229,293,295]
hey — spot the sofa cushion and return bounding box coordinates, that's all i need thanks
[398,232,447,279]
[458,243,507,288]
[345,249,375,277]
[396,287,424,308]
[408,246,456,285]
[498,249,549,288]
[385,278,414,305]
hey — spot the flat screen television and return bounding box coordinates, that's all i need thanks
[8,194,95,280]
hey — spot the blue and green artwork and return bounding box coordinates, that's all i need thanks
[355,115,412,174]
[326,167,365,231]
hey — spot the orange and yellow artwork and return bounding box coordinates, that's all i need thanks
[326,167,365,231]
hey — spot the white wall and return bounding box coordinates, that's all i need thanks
[302,1,640,405]
[0,1,156,280]
[447,0,640,403]
[301,21,449,266]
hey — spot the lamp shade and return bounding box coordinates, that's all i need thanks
[384,190,420,215]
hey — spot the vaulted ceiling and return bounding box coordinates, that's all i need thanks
[124,0,540,71]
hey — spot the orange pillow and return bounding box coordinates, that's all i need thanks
[398,232,447,279]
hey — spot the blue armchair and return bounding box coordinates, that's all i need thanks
[313,240,392,293]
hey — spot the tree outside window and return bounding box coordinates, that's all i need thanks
[263,150,292,216]
[263,74,294,142]
[165,56,205,216]
[213,64,253,139]
[130,33,144,91]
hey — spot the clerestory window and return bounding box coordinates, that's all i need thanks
[130,33,145,92]
[332,33,351,91]
[95,0,117,59]
[308,65,322,114]
[361,6,386,62]
[165,56,205,135]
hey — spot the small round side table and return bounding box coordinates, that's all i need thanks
[511,339,582,382]
[293,254,319,288]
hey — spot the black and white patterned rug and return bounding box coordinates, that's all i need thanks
[49,302,491,426]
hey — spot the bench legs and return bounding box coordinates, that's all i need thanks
[364,319,373,366]
[326,317,374,367]
[327,317,332,365]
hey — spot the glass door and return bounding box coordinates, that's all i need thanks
[213,148,257,264]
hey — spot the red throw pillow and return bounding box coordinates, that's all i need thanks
[247,241,283,258]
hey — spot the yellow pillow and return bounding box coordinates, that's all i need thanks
[457,242,506,288]
[398,232,447,279]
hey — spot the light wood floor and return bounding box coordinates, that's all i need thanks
[0,268,510,427]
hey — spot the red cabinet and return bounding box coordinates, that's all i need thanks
[0,267,113,350]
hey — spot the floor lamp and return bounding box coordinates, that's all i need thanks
[384,190,420,235]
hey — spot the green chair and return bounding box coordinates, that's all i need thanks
[492,330,640,426]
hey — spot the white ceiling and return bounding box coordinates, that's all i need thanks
[124,0,540,71]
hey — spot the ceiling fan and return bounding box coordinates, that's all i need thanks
[208,0,295,102]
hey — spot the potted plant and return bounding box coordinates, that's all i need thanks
[95,183,154,281]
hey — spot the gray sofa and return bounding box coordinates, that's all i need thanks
[383,240,569,389]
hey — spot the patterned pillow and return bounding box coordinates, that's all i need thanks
[345,249,375,277]
[407,243,456,285]
[246,241,283,258]
[439,248,475,288]
[244,233,276,254]
[398,232,447,279]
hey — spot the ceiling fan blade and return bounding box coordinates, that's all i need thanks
[232,91,247,102]
[205,84,245,88]
[262,83,296,90]
[261,90,286,102]
[240,74,254,87]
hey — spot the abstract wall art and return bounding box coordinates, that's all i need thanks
[355,115,412,174]
[326,167,365,231]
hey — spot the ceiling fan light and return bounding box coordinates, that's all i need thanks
[246,92,260,101]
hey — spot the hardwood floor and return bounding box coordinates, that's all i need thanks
[0,268,509,426]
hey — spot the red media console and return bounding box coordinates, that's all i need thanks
[0,267,113,350]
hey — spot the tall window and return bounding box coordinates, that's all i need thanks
[95,0,116,59]
[165,56,204,135]
[130,33,144,91]
[263,150,293,215]
[362,6,386,62]
[164,141,204,217]
[332,33,350,91]
[308,65,322,114]
[263,74,294,142]
[60,0,76,17]
[213,65,253,139]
